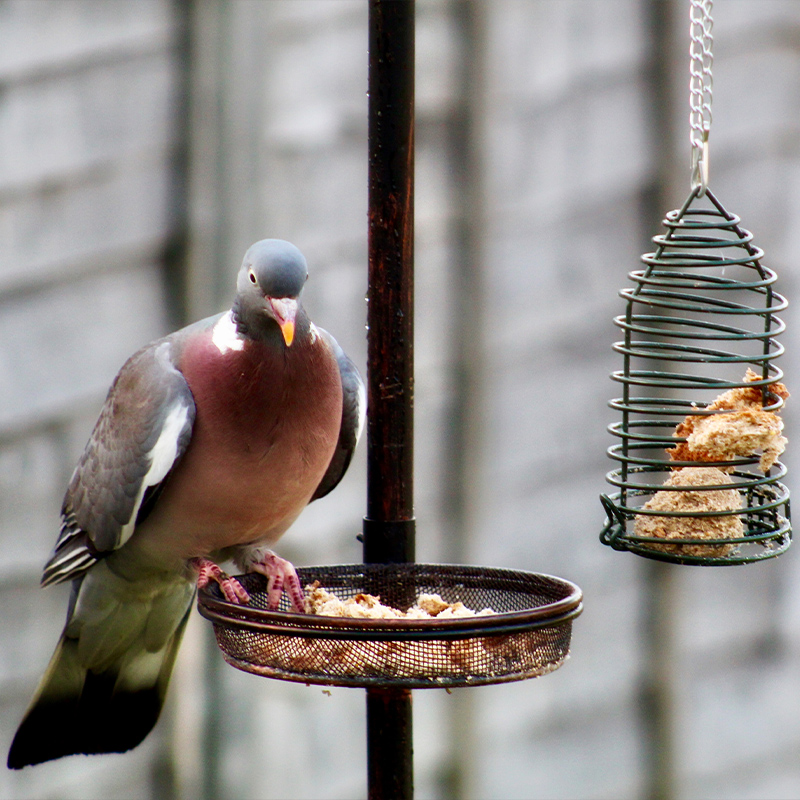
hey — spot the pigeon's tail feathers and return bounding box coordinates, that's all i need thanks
[7,571,195,769]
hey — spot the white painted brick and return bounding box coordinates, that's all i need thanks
[0,578,69,689]
[0,0,173,80]
[0,158,172,291]
[416,1,460,116]
[0,52,176,192]
[260,141,367,254]
[486,0,645,103]
[715,0,800,37]
[0,263,169,432]
[0,712,167,800]
[214,671,366,800]
[4,2,800,798]
[0,431,66,577]
[676,655,800,786]
[712,49,800,155]
[690,761,800,800]
[263,20,366,151]
[476,684,643,800]
[263,0,363,31]
[486,80,651,216]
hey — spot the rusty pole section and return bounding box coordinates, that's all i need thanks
[363,1,415,798]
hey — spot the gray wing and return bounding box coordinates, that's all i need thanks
[42,338,195,587]
[312,330,366,501]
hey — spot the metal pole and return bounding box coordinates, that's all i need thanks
[364,1,415,798]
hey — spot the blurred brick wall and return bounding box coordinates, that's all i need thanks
[1,2,799,799]
[0,1,184,797]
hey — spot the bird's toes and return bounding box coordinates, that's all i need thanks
[219,576,251,605]
[189,557,251,604]
[247,551,306,613]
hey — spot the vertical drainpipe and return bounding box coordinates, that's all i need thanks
[363,1,416,799]
[172,2,229,799]
[439,1,488,797]
[640,2,682,799]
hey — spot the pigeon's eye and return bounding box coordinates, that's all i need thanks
[248,270,258,285]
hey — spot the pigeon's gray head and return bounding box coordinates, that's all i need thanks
[234,239,309,346]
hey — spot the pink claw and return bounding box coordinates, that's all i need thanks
[190,557,250,604]
[247,552,306,612]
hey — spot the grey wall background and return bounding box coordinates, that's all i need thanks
[1,1,800,798]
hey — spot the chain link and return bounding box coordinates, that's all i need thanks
[690,0,713,193]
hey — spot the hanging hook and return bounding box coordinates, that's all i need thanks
[691,123,710,196]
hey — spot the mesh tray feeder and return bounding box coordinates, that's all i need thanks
[197,563,582,688]
[600,187,791,565]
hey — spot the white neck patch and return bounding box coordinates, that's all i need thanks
[212,311,245,354]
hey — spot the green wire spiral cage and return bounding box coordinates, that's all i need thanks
[600,187,791,565]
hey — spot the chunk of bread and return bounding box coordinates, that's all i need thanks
[304,582,494,618]
[634,467,743,557]
[668,369,788,471]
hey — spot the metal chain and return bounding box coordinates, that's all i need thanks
[690,0,713,194]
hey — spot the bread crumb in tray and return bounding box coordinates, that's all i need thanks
[304,582,496,618]
[290,584,561,681]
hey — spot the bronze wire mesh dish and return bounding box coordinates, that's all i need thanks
[197,563,583,689]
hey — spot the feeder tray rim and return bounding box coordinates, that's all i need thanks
[196,563,583,640]
[198,599,583,642]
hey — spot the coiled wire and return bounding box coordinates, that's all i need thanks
[600,187,791,565]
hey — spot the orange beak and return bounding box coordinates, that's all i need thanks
[268,298,297,346]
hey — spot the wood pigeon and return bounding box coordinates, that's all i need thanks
[7,239,365,769]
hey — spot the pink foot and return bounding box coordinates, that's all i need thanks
[246,551,305,612]
[190,557,250,604]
